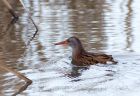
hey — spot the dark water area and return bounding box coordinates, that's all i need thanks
[0,0,140,96]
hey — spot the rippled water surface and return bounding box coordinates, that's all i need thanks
[0,0,140,96]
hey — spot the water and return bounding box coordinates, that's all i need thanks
[0,0,140,96]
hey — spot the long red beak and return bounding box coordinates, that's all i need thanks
[54,40,68,45]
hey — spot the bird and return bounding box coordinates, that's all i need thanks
[54,36,117,66]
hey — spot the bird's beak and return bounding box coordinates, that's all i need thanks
[54,40,68,45]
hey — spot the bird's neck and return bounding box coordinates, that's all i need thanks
[72,45,85,58]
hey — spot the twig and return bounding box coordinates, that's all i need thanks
[0,64,32,82]
[2,0,18,19]
[19,0,38,31]
[0,64,32,96]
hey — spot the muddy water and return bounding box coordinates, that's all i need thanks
[0,0,140,96]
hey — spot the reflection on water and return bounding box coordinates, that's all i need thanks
[67,66,89,78]
[0,0,140,96]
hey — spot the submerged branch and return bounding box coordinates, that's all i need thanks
[12,81,32,96]
[0,64,32,96]
[26,16,39,46]
[19,0,39,45]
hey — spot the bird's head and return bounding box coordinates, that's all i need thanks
[54,36,82,48]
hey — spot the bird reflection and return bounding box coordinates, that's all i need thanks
[67,66,89,79]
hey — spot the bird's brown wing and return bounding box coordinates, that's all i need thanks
[72,53,99,66]
[87,52,117,64]
[80,55,99,65]
[94,53,117,64]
